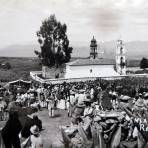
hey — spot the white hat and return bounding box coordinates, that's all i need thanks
[119,95,131,101]
[30,125,39,135]
[144,93,148,98]
[112,92,117,96]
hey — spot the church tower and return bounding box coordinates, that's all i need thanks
[116,39,126,75]
[90,36,98,59]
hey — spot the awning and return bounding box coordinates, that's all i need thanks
[9,79,31,85]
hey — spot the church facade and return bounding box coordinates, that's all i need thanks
[65,37,126,79]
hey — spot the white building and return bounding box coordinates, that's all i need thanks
[65,37,126,79]
[65,58,119,78]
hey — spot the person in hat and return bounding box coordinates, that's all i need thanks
[83,98,93,118]
[77,90,86,104]
[133,94,146,111]
[90,87,94,100]
[71,102,85,125]
[67,91,77,117]
[36,86,43,101]
[118,95,131,110]
[30,125,43,148]
[48,93,56,117]
[111,91,118,109]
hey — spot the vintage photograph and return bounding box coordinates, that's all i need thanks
[0,0,148,147]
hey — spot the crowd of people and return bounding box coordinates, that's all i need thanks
[0,77,148,147]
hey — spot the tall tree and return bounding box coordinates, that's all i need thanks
[140,57,148,69]
[35,14,73,67]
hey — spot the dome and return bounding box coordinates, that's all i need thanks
[91,36,96,42]
[90,36,97,47]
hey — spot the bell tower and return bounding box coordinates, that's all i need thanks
[90,36,98,59]
[116,39,126,75]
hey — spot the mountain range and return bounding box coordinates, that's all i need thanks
[0,41,148,59]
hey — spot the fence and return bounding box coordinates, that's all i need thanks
[30,71,148,85]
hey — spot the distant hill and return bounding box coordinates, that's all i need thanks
[72,41,148,59]
[0,41,148,59]
[0,44,40,57]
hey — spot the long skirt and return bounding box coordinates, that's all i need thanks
[57,100,66,110]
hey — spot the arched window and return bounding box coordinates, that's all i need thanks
[120,46,123,54]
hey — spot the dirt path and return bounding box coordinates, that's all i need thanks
[31,109,71,148]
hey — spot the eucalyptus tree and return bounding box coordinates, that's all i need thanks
[35,14,73,67]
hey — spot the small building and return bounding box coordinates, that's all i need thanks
[65,58,119,78]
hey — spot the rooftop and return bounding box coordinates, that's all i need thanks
[68,58,115,66]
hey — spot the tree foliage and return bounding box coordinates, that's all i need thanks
[35,15,73,67]
[140,57,148,69]
[0,62,11,70]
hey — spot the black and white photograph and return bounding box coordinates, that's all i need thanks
[1,0,148,147]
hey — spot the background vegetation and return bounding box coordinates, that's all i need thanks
[0,57,41,82]
[0,57,147,82]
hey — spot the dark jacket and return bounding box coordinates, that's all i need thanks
[2,111,22,148]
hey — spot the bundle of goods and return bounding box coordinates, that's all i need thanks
[61,108,148,148]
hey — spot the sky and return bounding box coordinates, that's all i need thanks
[0,0,148,49]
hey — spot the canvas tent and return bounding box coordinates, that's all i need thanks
[9,79,31,89]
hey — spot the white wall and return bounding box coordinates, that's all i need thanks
[65,64,119,78]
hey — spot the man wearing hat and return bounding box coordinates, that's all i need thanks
[77,90,86,104]
[48,93,56,117]
[71,102,85,125]
[67,91,77,117]
[133,94,146,111]
[118,95,131,110]
[83,98,93,118]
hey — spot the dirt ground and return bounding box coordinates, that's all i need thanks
[0,109,70,148]
[31,109,71,148]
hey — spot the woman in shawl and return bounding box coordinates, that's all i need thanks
[2,110,22,148]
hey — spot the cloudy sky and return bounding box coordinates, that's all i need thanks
[0,0,148,49]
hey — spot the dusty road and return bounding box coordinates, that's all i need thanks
[31,109,71,148]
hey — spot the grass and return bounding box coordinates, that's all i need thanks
[0,57,41,82]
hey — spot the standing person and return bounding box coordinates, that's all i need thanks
[67,91,77,117]
[93,86,99,102]
[83,99,94,118]
[36,86,42,101]
[2,111,22,148]
[90,87,94,100]
[77,90,86,104]
[48,93,55,117]
[43,87,49,108]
